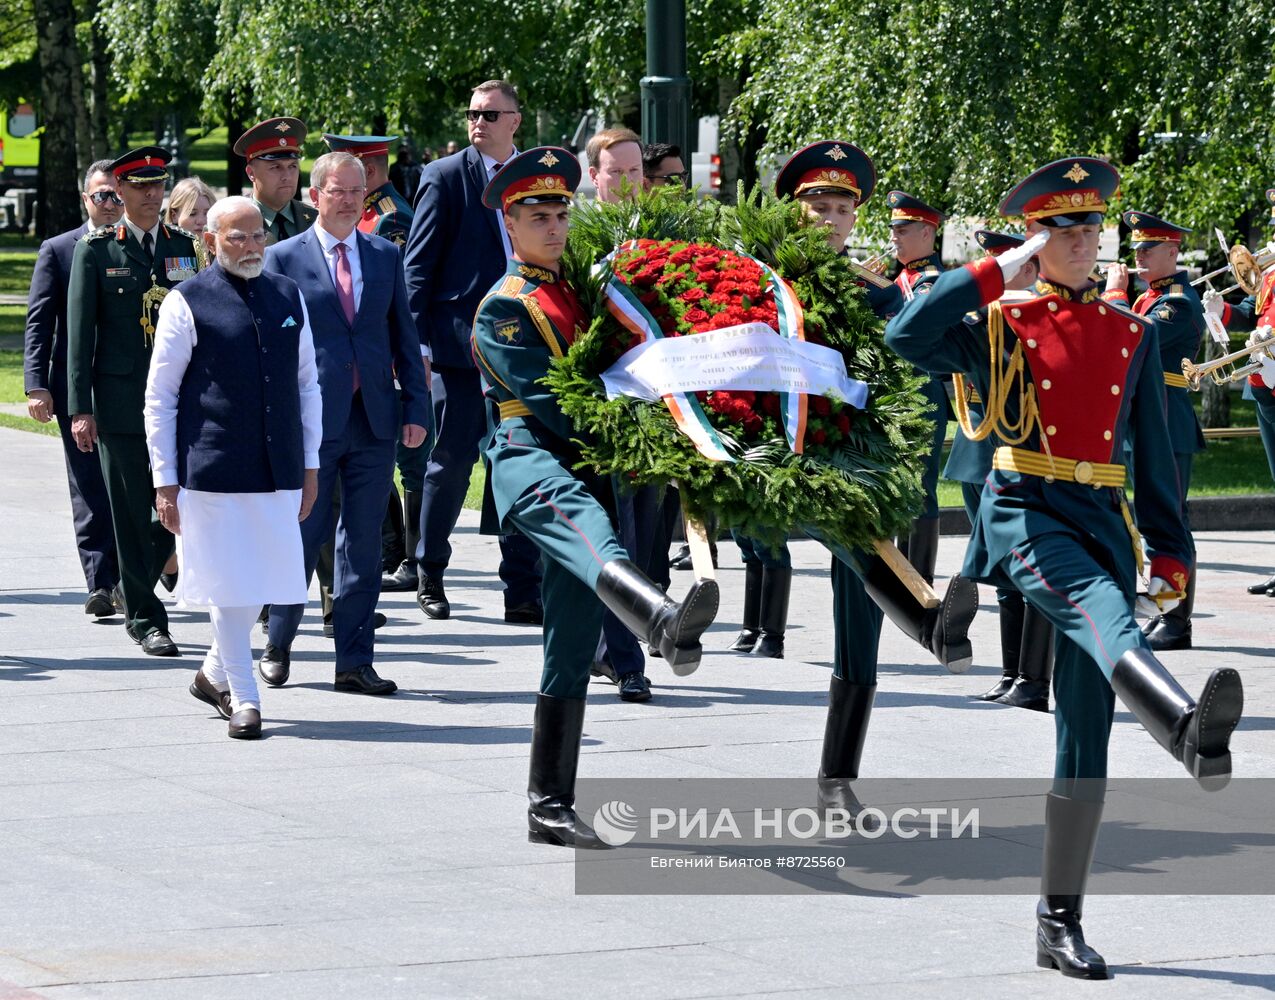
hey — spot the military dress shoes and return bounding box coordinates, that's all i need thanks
[189,668,231,720]
[228,708,262,740]
[83,588,117,617]
[618,672,652,702]
[1246,573,1275,595]
[323,612,386,639]
[159,571,178,593]
[259,644,290,687]
[381,560,417,592]
[504,602,543,626]
[417,577,450,619]
[141,630,179,657]
[334,664,397,695]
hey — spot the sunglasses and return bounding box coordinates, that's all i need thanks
[647,171,690,186]
[465,109,517,123]
[87,190,124,206]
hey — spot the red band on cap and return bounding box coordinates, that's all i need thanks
[245,136,302,160]
[891,207,941,227]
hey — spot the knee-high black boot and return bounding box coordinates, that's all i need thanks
[859,554,978,673]
[527,694,610,849]
[753,566,792,659]
[596,560,719,676]
[1145,571,1194,651]
[905,518,941,585]
[978,593,1023,700]
[816,676,876,825]
[1036,791,1110,979]
[729,561,762,652]
[1110,649,1242,788]
[382,490,423,591]
[996,603,1054,712]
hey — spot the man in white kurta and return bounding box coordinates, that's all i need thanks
[144,196,322,739]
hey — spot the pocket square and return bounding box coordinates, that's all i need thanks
[282,315,298,328]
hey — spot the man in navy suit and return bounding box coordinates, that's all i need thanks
[23,159,122,616]
[403,78,542,624]
[260,151,431,695]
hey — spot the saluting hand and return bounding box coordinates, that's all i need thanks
[299,468,319,522]
[997,230,1050,282]
[402,423,428,449]
[156,485,180,536]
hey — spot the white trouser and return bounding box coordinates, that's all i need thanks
[200,605,261,713]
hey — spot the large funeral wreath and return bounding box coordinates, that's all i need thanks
[544,187,935,553]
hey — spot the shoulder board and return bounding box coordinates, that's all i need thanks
[477,276,531,314]
[961,309,985,326]
[166,224,199,244]
[85,224,115,241]
[300,202,318,220]
[1169,283,1184,296]
[922,266,942,277]
[997,290,1035,303]
[378,196,395,214]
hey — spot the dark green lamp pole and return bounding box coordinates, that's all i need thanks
[641,0,692,157]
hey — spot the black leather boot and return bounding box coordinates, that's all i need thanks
[996,603,1053,712]
[382,490,423,592]
[905,518,940,585]
[1036,791,1110,979]
[527,694,611,849]
[1246,571,1275,595]
[381,488,405,574]
[1145,572,1193,651]
[978,593,1023,700]
[753,566,792,659]
[595,559,719,676]
[729,561,762,652]
[816,676,877,827]
[1110,649,1242,788]
[859,554,978,673]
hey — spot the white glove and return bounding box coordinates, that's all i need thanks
[1248,326,1275,387]
[1136,576,1182,616]
[997,230,1050,282]
[1203,288,1224,318]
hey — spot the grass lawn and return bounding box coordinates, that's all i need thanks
[0,251,36,296]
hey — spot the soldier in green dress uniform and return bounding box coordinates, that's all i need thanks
[885,190,948,584]
[886,156,1244,979]
[472,147,719,848]
[1103,211,1206,650]
[234,117,317,245]
[66,147,202,656]
[954,230,1054,712]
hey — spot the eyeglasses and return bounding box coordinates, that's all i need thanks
[465,109,518,123]
[222,230,269,247]
[320,186,365,199]
[646,171,690,186]
[87,190,124,206]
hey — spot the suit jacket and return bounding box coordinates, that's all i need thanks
[24,223,88,415]
[403,145,507,369]
[266,226,430,443]
[66,222,201,434]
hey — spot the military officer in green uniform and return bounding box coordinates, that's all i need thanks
[1103,211,1206,650]
[953,230,1053,712]
[884,190,948,584]
[67,147,202,656]
[886,157,1243,979]
[234,117,317,245]
[321,133,428,591]
[472,147,719,849]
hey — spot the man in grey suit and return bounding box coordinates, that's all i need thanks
[260,152,431,695]
[403,78,542,625]
[23,160,122,615]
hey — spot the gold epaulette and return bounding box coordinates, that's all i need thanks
[378,196,395,214]
[1169,283,1184,296]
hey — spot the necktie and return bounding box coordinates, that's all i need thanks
[142,231,154,259]
[334,242,360,392]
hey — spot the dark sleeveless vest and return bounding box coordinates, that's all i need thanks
[175,262,306,492]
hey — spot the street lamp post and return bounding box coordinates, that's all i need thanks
[641,0,692,158]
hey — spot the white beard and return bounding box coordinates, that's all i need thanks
[219,249,264,279]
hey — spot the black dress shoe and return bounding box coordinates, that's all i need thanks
[334,664,397,695]
[84,588,117,617]
[159,571,178,593]
[618,672,653,702]
[228,708,262,740]
[994,677,1050,712]
[189,669,231,720]
[1145,615,1192,651]
[111,584,125,613]
[323,612,386,639]
[976,675,1015,701]
[141,630,179,657]
[381,560,417,592]
[1247,573,1275,595]
[417,577,450,619]
[504,602,543,625]
[259,644,290,687]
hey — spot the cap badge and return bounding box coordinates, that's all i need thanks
[826,145,847,161]
[1063,162,1090,184]
[144,156,153,165]
[1128,213,1140,225]
[538,150,560,167]
[276,121,291,133]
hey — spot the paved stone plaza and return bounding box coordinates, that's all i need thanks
[2,424,1273,999]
